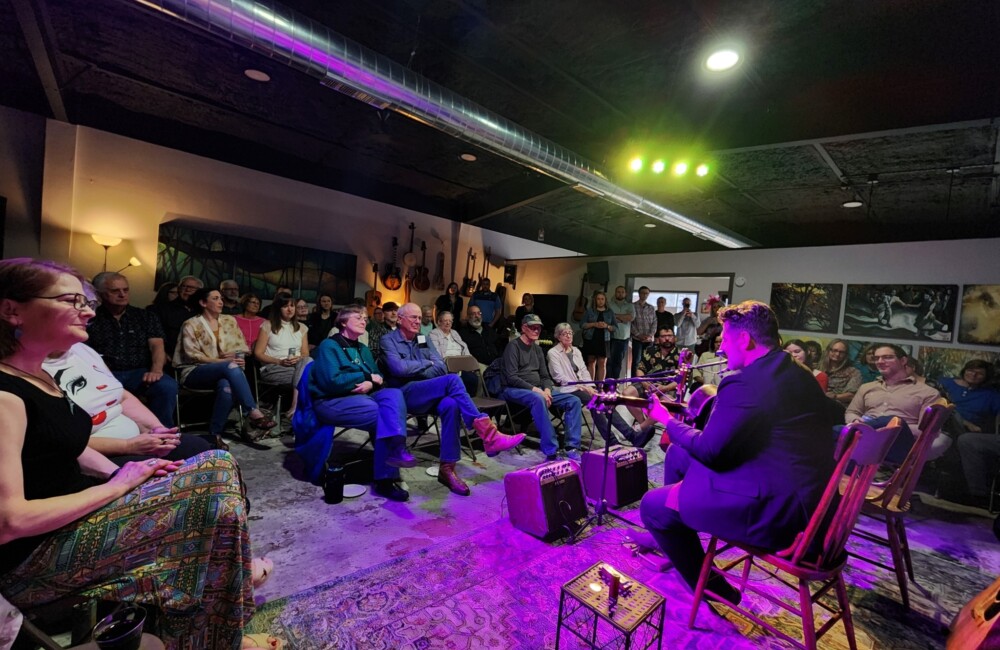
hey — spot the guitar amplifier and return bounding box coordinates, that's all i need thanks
[580,445,648,508]
[504,460,587,539]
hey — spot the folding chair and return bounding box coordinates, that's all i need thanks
[848,403,954,609]
[445,355,522,459]
[251,359,293,432]
[689,419,903,650]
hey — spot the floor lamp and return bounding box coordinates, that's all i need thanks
[91,234,122,271]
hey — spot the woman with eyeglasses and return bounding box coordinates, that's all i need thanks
[821,338,862,405]
[0,258,259,649]
[174,287,277,441]
[235,292,266,349]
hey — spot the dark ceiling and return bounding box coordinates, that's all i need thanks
[3,0,999,255]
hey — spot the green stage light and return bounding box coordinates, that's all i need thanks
[673,162,688,176]
[629,157,643,172]
[696,164,710,177]
[651,160,666,174]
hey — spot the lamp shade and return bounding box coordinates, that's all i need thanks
[91,234,122,247]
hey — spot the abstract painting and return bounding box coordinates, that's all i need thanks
[769,283,843,333]
[843,284,957,342]
[959,284,1000,346]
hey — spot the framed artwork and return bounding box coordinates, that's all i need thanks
[917,346,1000,383]
[959,284,1000,346]
[769,283,843,334]
[155,222,357,304]
[843,284,957,342]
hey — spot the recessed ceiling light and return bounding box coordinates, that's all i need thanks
[244,69,271,82]
[842,200,863,208]
[705,49,740,72]
[460,153,477,162]
[644,223,657,228]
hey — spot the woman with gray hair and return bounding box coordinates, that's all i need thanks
[547,322,634,444]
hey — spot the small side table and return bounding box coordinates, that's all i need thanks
[69,632,165,649]
[556,562,665,649]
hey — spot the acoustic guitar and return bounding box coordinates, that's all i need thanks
[413,241,431,292]
[383,237,402,291]
[588,384,718,450]
[948,573,1000,649]
[572,274,588,321]
[460,248,476,297]
[364,263,382,316]
[432,249,446,291]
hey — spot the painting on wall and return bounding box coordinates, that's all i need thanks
[155,222,357,304]
[769,282,843,333]
[917,346,1000,384]
[843,284,957,342]
[959,284,1000,346]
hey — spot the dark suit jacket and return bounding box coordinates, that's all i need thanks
[667,347,835,550]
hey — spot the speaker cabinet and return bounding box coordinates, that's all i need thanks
[580,445,648,508]
[504,460,587,539]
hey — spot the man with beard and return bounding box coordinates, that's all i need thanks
[458,305,499,373]
[380,303,524,495]
[607,285,635,380]
[621,327,683,446]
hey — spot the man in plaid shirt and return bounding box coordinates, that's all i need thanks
[631,285,657,378]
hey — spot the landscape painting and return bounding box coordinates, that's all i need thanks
[843,284,957,342]
[769,282,843,333]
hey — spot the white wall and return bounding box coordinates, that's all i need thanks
[509,239,1000,351]
[37,123,579,305]
[0,106,46,257]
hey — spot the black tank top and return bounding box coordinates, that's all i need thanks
[0,372,97,574]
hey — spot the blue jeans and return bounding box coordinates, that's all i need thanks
[313,389,407,480]
[113,368,178,427]
[566,389,631,443]
[398,374,483,463]
[499,387,581,456]
[630,341,648,379]
[608,338,629,379]
[182,362,258,435]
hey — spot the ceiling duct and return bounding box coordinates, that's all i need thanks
[126,0,755,249]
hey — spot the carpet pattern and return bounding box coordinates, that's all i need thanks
[245,507,992,649]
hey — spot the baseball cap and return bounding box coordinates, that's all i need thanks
[522,313,543,327]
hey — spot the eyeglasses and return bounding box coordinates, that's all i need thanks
[179,284,200,291]
[873,354,898,361]
[524,324,542,331]
[33,293,98,311]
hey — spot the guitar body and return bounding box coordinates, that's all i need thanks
[364,263,382,316]
[383,237,402,291]
[949,573,1000,649]
[572,274,588,321]
[460,249,475,297]
[433,251,445,291]
[413,241,431,292]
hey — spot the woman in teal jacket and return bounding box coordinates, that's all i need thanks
[298,304,415,501]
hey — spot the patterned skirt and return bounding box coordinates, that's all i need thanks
[0,450,254,650]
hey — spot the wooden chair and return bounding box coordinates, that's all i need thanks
[848,403,955,609]
[688,419,903,650]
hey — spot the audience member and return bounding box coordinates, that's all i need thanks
[419,304,435,336]
[434,282,463,322]
[149,274,201,357]
[235,293,266,349]
[822,338,862,406]
[547,322,633,444]
[498,314,582,461]
[366,301,396,358]
[150,281,178,308]
[621,327,683,446]
[295,298,310,322]
[693,334,725,387]
[655,296,675,333]
[254,292,311,419]
[174,287,276,441]
[802,339,823,370]
[469,278,503,328]
[380,303,524,495]
[220,279,242,315]
[640,300,834,605]
[940,359,1000,433]
[674,297,701,351]
[695,298,723,356]
[306,293,336,351]
[784,339,829,391]
[581,290,615,381]
[428,310,478,396]
[607,285,634,380]
[844,343,945,463]
[631,286,656,379]
[0,258,258,649]
[304,304,416,502]
[88,272,178,427]
[259,285,292,320]
[856,343,880,383]
[513,293,535,329]
[458,305,499,371]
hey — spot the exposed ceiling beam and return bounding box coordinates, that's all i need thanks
[10,0,67,121]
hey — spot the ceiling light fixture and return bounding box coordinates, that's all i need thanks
[673,162,688,176]
[244,69,271,82]
[651,160,665,174]
[842,200,863,209]
[695,164,710,177]
[459,153,477,162]
[705,49,740,72]
[644,223,656,228]
[629,157,643,172]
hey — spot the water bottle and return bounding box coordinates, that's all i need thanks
[323,464,345,504]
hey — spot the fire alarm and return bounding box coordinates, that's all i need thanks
[735,276,746,287]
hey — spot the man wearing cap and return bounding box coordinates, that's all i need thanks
[498,314,583,460]
[380,303,525,496]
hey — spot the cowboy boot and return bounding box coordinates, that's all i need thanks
[472,416,525,457]
[437,462,471,496]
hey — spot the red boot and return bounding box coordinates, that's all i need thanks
[437,462,471,496]
[472,416,525,456]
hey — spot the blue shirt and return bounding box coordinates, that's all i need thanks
[469,290,503,324]
[379,329,447,387]
[939,377,1000,431]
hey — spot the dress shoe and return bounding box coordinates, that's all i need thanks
[437,462,471,496]
[472,416,525,456]
[385,438,419,468]
[373,479,409,502]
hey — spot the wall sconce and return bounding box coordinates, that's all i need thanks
[116,257,142,273]
[91,234,123,272]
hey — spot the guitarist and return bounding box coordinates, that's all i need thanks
[620,327,683,447]
[468,278,503,329]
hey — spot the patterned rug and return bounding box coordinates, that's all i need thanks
[245,507,992,649]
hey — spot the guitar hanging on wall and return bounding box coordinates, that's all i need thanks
[383,237,402,291]
[432,246,446,292]
[572,274,589,321]
[365,263,382,316]
[413,241,431,292]
[460,248,476,297]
